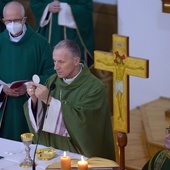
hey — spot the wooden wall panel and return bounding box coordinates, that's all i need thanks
[93,2,118,52]
[92,3,117,114]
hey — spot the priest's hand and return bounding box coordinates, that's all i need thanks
[49,0,60,13]
[27,82,37,106]
[33,83,52,105]
[3,85,20,97]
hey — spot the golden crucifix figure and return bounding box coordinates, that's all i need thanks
[94,34,149,133]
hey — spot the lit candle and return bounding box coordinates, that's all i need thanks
[77,156,88,170]
[60,151,71,170]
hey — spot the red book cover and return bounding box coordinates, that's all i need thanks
[9,80,28,89]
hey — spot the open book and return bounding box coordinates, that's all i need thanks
[46,157,119,170]
[0,79,28,89]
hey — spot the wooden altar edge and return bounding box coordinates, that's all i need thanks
[139,96,170,157]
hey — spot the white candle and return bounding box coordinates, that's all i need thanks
[77,156,88,170]
[60,151,71,170]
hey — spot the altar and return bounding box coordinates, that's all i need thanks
[0,138,119,170]
[0,137,81,170]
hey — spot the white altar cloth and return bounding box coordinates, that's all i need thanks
[0,137,84,170]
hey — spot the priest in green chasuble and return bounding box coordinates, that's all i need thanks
[24,39,115,160]
[0,2,55,141]
[30,0,94,66]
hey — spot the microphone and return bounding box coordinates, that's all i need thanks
[32,83,56,170]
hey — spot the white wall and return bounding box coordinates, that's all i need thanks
[118,0,170,109]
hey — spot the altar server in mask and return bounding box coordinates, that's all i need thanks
[0,1,54,141]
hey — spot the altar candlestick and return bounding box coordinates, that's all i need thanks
[60,151,71,170]
[77,156,88,170]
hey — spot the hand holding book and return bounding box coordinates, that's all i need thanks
[0,79,28,89]
[0,79,29,97]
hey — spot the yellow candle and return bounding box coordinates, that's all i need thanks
[60,151,71,170]
[77,156,88,170]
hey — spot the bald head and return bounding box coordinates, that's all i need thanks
[2,1,26,37]
[3,1,25,18]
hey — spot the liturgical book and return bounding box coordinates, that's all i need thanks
[0,79,28,88]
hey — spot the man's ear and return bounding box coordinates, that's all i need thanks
[74,57,80,65]
[22,17,27,23]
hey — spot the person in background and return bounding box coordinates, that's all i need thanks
[142,127,170,170]
[30,0,94,67]
[0,1,55,141]
[24,39,115,160]
[0,0,11,33]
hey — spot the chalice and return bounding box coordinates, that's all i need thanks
[19,133,34,168]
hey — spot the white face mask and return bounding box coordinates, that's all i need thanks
[6,22,22,36]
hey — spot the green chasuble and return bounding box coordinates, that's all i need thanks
[0,0,11,33]
[142,150,170,170]
[30,0,94,66]
[0,23,55,141]
[24,63,115,160]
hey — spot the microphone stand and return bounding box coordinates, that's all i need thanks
[32,105,48,170]
[32,84,55,170]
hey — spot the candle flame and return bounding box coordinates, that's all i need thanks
[81,156,84,161]
[63,151,66,156]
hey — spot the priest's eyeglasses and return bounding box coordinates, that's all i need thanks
[2,18,24,24]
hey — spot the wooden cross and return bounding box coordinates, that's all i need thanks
[94,34,149,169]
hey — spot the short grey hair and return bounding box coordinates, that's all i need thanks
[54,39,81,58]
[3,1,25,17]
